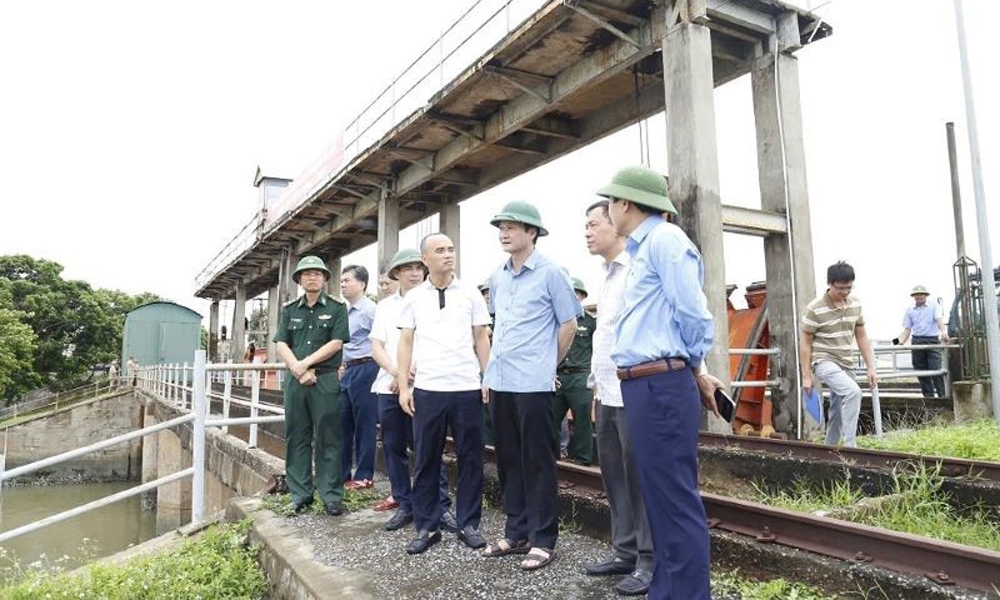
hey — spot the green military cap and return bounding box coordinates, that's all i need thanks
[571,277,588,298]
[911,285,930,296]
[387,248,426,280]
[490,200,549,236]
[597,166,677,215]
[292,255,331,283]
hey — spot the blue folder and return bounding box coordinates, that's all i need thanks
[803,387,822,424]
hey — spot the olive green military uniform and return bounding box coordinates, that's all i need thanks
[274,292,350,508]
[551,311,596,465]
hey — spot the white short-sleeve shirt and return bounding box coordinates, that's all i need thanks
[369,293,406,394]
[398,276,491,392]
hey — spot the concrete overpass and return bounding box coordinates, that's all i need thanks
[196,0,831,438]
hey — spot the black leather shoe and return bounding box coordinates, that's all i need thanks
[614,568,652,596]
[324,503,343,516]
[440,510,459,533]
[385,510,413,531]
[584,556,635,576]
[457,526,486,549]
[406,530,441,555]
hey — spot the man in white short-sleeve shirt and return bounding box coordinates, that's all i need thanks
[396,233,492,555]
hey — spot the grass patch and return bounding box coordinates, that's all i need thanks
[712,570,835,600]
[755,465,1000,551]
[259,487,380,516]
[857,419,1000,461]
[0,520,266,599]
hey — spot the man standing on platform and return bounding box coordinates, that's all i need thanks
[482,201,581,571]
[599,166,722,599]
[370,248,457,533]
[274,256,350,515]
[396,233,492,554]
[894,285,949,398]
[581,198,654,597]
[339,265,379,489]
[551,277,596,465]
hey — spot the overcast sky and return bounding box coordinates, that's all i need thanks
[1,0,997,341]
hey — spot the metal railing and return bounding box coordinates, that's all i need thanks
[0,378,121,422]
[0,351,286,545]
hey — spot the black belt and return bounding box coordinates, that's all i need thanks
[344,356,375,368]
[617,357,689,381]
[558,367,590,374]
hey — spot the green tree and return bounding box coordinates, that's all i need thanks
[0,308,40,399]
[0,255,162,400]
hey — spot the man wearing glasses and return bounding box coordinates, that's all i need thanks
[800,261,878,447]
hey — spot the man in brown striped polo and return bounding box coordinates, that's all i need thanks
[800,261,878,447]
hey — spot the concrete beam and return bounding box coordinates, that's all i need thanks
[233,282,247,364]
[752,47,816,439]
[663,19,730,433]
[721,204,788,236]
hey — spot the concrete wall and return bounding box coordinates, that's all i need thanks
[4,391,142,483]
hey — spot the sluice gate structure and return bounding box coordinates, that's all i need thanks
[195,0,832,438]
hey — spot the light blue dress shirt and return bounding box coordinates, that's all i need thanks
[484,249,582,393]
[344,296,376,361]
[903,303,942,338]
[612,215,714,369]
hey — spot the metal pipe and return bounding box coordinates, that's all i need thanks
[728,348,781,356]
[730,380,781,389]
[191,350,207,525]
[871,385,883,437]
[946,122,966,259]
[954,0,1000,422]
[206,416,285,427]
[1,413,195,482]
[222,364,232,435]
[0,468,194,545]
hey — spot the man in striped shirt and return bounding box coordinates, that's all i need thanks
[800,261,878,447]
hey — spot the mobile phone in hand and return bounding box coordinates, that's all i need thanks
[714,388,736,422]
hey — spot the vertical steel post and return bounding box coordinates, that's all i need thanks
[954,0,1000,422]
[182,362,190,408]
[191,350,207,525]
[222,363,232,435]
[946,122,966,259]
[871,384,883,437]
[249,370,260,448]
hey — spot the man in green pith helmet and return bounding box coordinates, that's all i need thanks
[551,277,596,465]
[274,255,350,515]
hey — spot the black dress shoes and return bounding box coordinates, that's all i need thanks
[406,530,442,554]
[324,503,343,516]
[614,568,652,596]
[457,526,486,549]
[584,556,636,576]
[440,511,459,533]
[385,510,414,531]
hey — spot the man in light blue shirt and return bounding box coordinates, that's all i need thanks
[339,265,379,489]
[894,285,949,398]
[482,200,580,571]
[599,166,722,600]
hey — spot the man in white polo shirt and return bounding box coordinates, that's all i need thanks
[397,233,492,555]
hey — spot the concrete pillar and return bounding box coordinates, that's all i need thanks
[326,256,342,298]
[208,301,220,362]
[377,195,400,277]
[140,407,159,510]
[279,248,297,305]
[156,428,191,525]
[662,17,729,432]
[752,39,817,439]
[440,202,461,277]
[266,285,280,363]
[233,282,246,364]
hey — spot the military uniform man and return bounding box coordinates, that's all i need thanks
[274,256,350,515]
[552,277,596,465]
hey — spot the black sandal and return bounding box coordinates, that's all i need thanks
[482,538,530,557]
[520,547,556,571]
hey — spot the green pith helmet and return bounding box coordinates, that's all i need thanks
[388,248,426,280]
[911,285,930,296]
[490,200,549,236]
[571,277,588,298]
[292,255,331,284]
[596,166,677,215]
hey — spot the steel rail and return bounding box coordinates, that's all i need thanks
[698,432,1000,483]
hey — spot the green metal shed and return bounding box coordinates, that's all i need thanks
[121,301,202,371]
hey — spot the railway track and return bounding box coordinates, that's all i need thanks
[699,431,1000,483]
